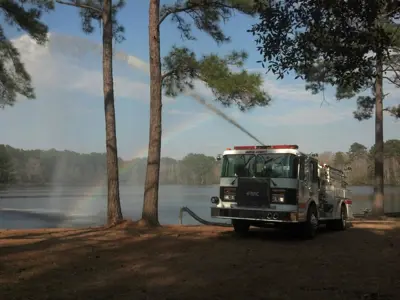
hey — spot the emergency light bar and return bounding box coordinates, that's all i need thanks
[268,145,299,149]
[233,145,299,150]
[233,146,260,150]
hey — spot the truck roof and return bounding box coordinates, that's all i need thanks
[222,148,303,156]
[222,145,316,157]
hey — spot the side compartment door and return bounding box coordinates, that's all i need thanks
[309,160,319,204]
[297,156,307,221]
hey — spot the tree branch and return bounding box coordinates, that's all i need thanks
[159,7,185,25]
[55,0,102,14]
[161,70,175,82]
[159,2,202,25]
[383,75,400,87]
[158,1,238,26]
[380,6,400,19]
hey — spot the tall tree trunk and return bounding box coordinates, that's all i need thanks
[141,0,162,226]
[102,0,123,225]
[373,51,384,216]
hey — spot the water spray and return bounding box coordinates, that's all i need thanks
[115,52,265,146]
[55,34,265,146]
[187,92,265,146]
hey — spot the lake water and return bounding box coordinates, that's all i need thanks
[0,185,399,229]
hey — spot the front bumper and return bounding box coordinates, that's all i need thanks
[211,207,299,223]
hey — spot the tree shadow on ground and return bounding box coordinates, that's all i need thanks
[0,221,399,300]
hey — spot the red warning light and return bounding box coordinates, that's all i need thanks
[233,146,257,150]
[233,145,299,150]
[267,145,299,149]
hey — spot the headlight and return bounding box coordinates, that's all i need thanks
[223,195,236,201]
[271,194,285,203]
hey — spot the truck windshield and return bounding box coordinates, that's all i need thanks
[220,153,298,179]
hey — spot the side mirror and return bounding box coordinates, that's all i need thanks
[210,196,219,204]
[216,154,222,161]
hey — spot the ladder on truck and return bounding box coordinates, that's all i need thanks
[320,164,347,188]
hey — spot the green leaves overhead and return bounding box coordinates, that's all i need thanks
[250,0,400,120]
[160,0,259,44]
[55,0,126,42]
[385,104,400,118]
[251,0,398,87]
[1,0,53,44]
[0,0,54,108]
[162,46,270,110]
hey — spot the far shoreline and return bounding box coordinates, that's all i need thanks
[1,183,221,189]
[2,183,399,190]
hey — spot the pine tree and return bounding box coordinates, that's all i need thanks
[0,0,54,108]
[56,0,125,225]
[250,0,400,215]
[141,0,271,226]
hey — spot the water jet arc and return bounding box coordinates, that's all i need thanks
[187,92,265,146]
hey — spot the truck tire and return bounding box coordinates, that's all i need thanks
[232,220,250,236]
[300,204,318,239]
[334,204,347,231]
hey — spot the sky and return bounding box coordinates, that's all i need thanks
[0,1,398,160]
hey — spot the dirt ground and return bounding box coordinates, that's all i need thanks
[1,221,400,300]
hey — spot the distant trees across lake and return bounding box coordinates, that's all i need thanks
[0,140,399,187]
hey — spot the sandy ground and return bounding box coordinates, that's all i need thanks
[1,221,400,300]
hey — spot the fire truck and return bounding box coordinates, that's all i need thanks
[210,145,353,239]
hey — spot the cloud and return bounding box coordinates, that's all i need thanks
[257,106,354,126]
[166,109,197,115]
[192,66,329,105]
[14,32,392,130]
[68,69,151,101]
[165,108,217,119]
[252,67,400,108]
[18,34,334,108]
[263,79,324,103]
[165,107,244,123]
[115,51,149,74]
[11,33,175,103]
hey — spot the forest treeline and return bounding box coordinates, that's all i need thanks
[1,140,399,188]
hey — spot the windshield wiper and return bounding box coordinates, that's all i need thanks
[231,174,238,185]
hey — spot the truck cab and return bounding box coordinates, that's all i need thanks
[210,144,352,239]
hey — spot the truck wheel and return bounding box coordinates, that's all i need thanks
[301,204,318,239]
[334,204,347,231]
[232,220,250,236]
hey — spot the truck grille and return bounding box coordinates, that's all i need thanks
[236,177,271,208]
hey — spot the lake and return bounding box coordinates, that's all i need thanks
[0,185,399,229]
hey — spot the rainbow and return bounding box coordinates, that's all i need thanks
[68,111,213,215]
[65,44,228,216]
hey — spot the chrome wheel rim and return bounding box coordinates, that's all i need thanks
[341,211,346,228]
[310,213,318,228]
